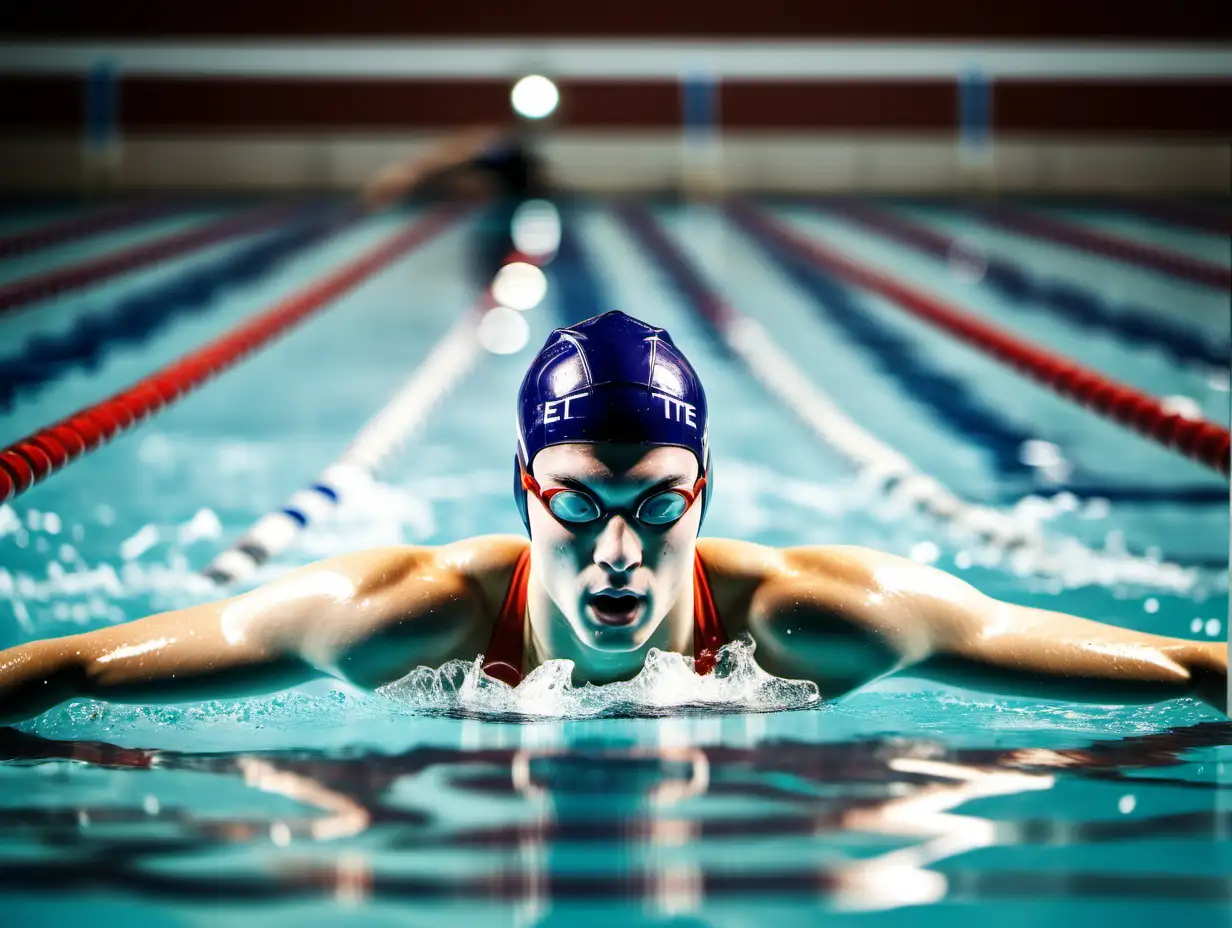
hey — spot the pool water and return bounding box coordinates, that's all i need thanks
[0,197,1229,926]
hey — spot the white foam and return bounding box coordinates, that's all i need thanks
[378,635,820,720]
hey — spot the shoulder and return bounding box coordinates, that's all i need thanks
[432,534,530,614]
[286,536,529,686]
[696,538,887,593]
[697,539,944,687]
[290,535,528,617]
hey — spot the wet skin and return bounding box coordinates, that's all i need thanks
[0,443,1226,723]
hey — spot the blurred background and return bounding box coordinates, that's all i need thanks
[1,3,1229,195]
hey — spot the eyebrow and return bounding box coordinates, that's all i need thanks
[542,473,692,494]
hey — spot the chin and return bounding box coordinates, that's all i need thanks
[573,607,661,652]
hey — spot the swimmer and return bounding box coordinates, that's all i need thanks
[0,312,1226,723]
[361,125,550,282]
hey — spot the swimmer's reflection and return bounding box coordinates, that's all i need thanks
[1,722,1229,914]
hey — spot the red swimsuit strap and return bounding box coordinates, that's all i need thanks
[482,548,532,687]
[692,552,729,675]
[482,549,730,686]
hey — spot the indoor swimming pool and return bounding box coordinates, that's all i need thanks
[0,195,1228,926]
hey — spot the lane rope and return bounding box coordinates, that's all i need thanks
[0,206,464,505]
[1108,197,1232,238]
[0,212,341,410]
[616,202,1210,593]
[202,315,483,584]
[728,202,1230,478]
[0,202,318,318]
[202,247,550,584]
[821,199,1228,367]
[0,200,184,259]
[967,202,1231,292]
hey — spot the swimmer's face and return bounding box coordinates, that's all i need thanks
[528,443,702,652]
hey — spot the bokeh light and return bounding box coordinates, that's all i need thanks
[477,306,530,355]
[491,261,548,310]
[511,75,559,119]
[511,199,562,260]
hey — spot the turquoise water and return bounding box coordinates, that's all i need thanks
[0,198,1229,926]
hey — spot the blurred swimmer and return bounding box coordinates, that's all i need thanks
[0,312,1226,723]
[361,125,550,281]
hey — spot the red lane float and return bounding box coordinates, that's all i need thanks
[0,201,184,259]
[0,202,310,318]
[971,203,1231,291]
[0,207,463,504]
[729,202,1230,477]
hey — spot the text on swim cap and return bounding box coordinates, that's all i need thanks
[540,392,697,428]
[543,395,582,423]
[654,393,697,428]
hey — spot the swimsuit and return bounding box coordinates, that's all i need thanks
[482,550,730,686]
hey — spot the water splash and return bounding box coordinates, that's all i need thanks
[380,635,819,719]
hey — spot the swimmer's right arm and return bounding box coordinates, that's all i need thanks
[0,544,489,725]
[361,126,508,209]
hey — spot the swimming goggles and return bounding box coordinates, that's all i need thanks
[519,464,706,528]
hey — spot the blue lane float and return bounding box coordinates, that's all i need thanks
[0,206,341,411]
[730,206,1228,506]
[820,200,1229,369]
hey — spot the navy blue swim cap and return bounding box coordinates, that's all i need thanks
[514,310,710,533]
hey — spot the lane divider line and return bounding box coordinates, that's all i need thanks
[966,202,1231,292]
[728,202,1230,478]
[202,246,548,585]
[0,213,340,410]
[615,201,1208,592]
[0,201,318,318]
[0,206,464,505]
[202,315,483,584]
[1109,197,1232,238]
[0,200,185,259]
[819,199,1228,367]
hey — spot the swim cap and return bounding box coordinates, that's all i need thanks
[514,310,711,533]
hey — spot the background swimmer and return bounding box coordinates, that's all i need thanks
[0,312,1225,724]
[362,124,551,282]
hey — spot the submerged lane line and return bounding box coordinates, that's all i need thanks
[818,199,1228,368]
[0,206,465,504]
[0,200,186,259]
[615,202,1210,593]
[965,202,1231,292]
[0,212,343,411]
[1097,197,1232,238]
[0,201,317,318]
[729,202,1229,478]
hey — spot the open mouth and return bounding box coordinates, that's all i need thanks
[586,591,646,627]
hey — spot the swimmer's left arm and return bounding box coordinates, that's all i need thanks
[755,546,1228,714]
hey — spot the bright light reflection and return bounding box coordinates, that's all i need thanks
[96,637,177,664]
[491,261,548,310]
[511,75,559,119]
[478,306,530,355]
[1161,394,1203,420]
[511,199,561,259]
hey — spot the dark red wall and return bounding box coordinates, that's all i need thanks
[3,76,1229,135]
[3,1,1230,39]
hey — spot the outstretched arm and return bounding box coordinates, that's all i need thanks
[0,544,486,725]
[360,126,509,210]
[755,546,1227,713]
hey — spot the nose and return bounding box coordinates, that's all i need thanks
[592,515,643,575]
